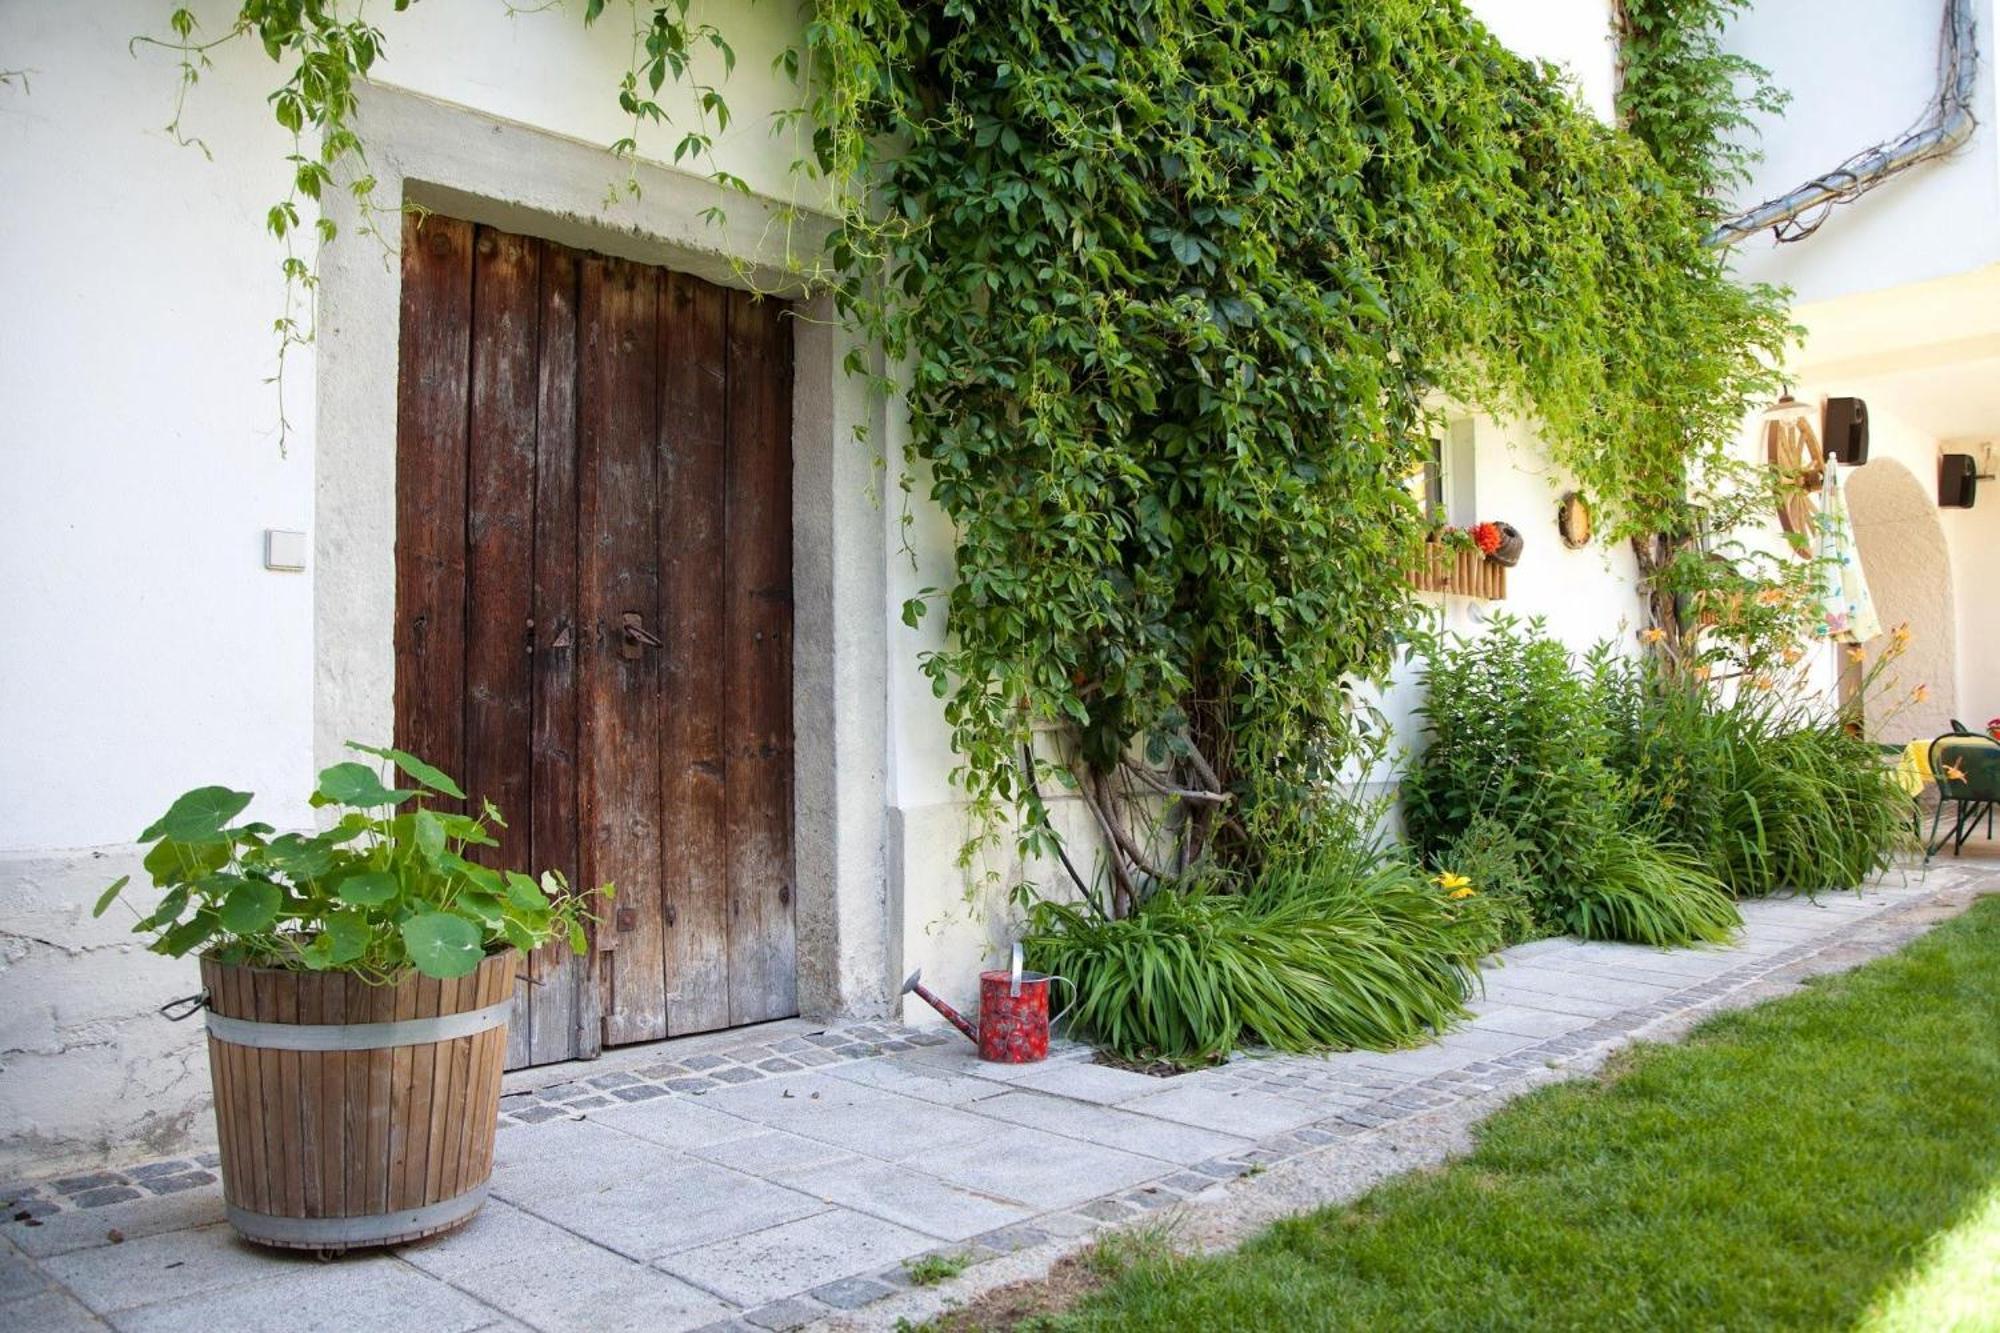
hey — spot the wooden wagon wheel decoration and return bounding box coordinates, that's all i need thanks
[1764,398,1825,557]
[1557,491,1592,549]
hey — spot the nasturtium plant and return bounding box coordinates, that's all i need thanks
[96,742,609,981]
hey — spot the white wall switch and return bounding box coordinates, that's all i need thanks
[264,529,308,572]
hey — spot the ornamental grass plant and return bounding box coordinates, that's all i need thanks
[1022,846,1494,1065]
[1597,652,1909,897]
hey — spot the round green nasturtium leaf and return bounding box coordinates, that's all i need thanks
[456,893,505,926]
[301,912,371,969]
[143,786,255,843]
[157,912,218,957]
[503,871,550,913]
[218,879,282,935]
[335,870,399,907]
[401,912,484,979]
[323,911,370,964]
[413,809,447,862]
[313,762,417,810]
[344,741,468,800]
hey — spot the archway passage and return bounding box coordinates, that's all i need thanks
[1843,458,1957,740]
[393,212,797,1069]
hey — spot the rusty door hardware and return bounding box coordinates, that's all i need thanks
[621,612,662,659]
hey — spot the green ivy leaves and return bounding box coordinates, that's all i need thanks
[810,0,1790,865]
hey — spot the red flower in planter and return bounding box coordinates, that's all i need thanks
[1472,522,1503,556]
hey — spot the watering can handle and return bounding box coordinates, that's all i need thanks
[1047,974,1076,1029]
[1009,942,1024,998]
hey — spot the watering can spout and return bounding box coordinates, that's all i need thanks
[901,969,979,1044]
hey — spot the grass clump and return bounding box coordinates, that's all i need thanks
[1040,893,2000,1332]
[1023,847,1493,1065]
[905,1251,974,1287]
[1597,652,1909,897]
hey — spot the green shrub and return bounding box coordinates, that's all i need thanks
[1023,849,1489,1065]
[1435,816,1550,947]
[1599,655,1908,896]
[1405,617,1739,947]
[1404,616,1624,892]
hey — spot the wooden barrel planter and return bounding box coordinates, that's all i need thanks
[198,951,516,1251]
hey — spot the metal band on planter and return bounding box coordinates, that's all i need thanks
[203,997,514,1051]
[226,1183,490,1248]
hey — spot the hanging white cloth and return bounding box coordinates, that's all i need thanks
[1816,456,1881,643]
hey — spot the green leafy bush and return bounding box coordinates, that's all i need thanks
[1022,848,1490,1064]
[1405,617,1739,946]
[95,743,608,981]
[1435,816,1549,946]
[1598,655,1908,896]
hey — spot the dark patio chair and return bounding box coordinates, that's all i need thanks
[1926,733,2000,858]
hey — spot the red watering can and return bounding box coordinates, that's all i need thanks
[902,943,1069,1064]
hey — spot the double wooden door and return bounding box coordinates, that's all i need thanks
[393,213,796,1069]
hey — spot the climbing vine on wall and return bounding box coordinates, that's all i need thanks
[1615,0,1789,214]
[146,0,1797,893]
[1612,0,1815,672]
[806,1,1794,885]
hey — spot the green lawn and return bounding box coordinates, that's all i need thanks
[1042,895,2000,1332]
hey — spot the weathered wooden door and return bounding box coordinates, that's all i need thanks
[393,213,797,1069]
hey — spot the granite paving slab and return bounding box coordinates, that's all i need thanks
[771,1157,1033,1240]
[654,1208,934,1307]
[4,868,1983,1333]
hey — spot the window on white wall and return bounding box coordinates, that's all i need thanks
[1445,417,1478,524]
[1417,435,1446,522]
[1414,417,1479,525]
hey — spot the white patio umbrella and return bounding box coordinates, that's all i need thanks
[1816,456,1881,643]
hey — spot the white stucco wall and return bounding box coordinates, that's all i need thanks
[1469,0,1619,119]
[0,1,322,1174]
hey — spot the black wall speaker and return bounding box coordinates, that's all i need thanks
[1940,453,1979,509]
[1822,397,1869,465]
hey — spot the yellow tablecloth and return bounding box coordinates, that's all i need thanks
[1893,739,1934,797]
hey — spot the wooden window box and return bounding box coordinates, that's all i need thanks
[1409,545,1507,599]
